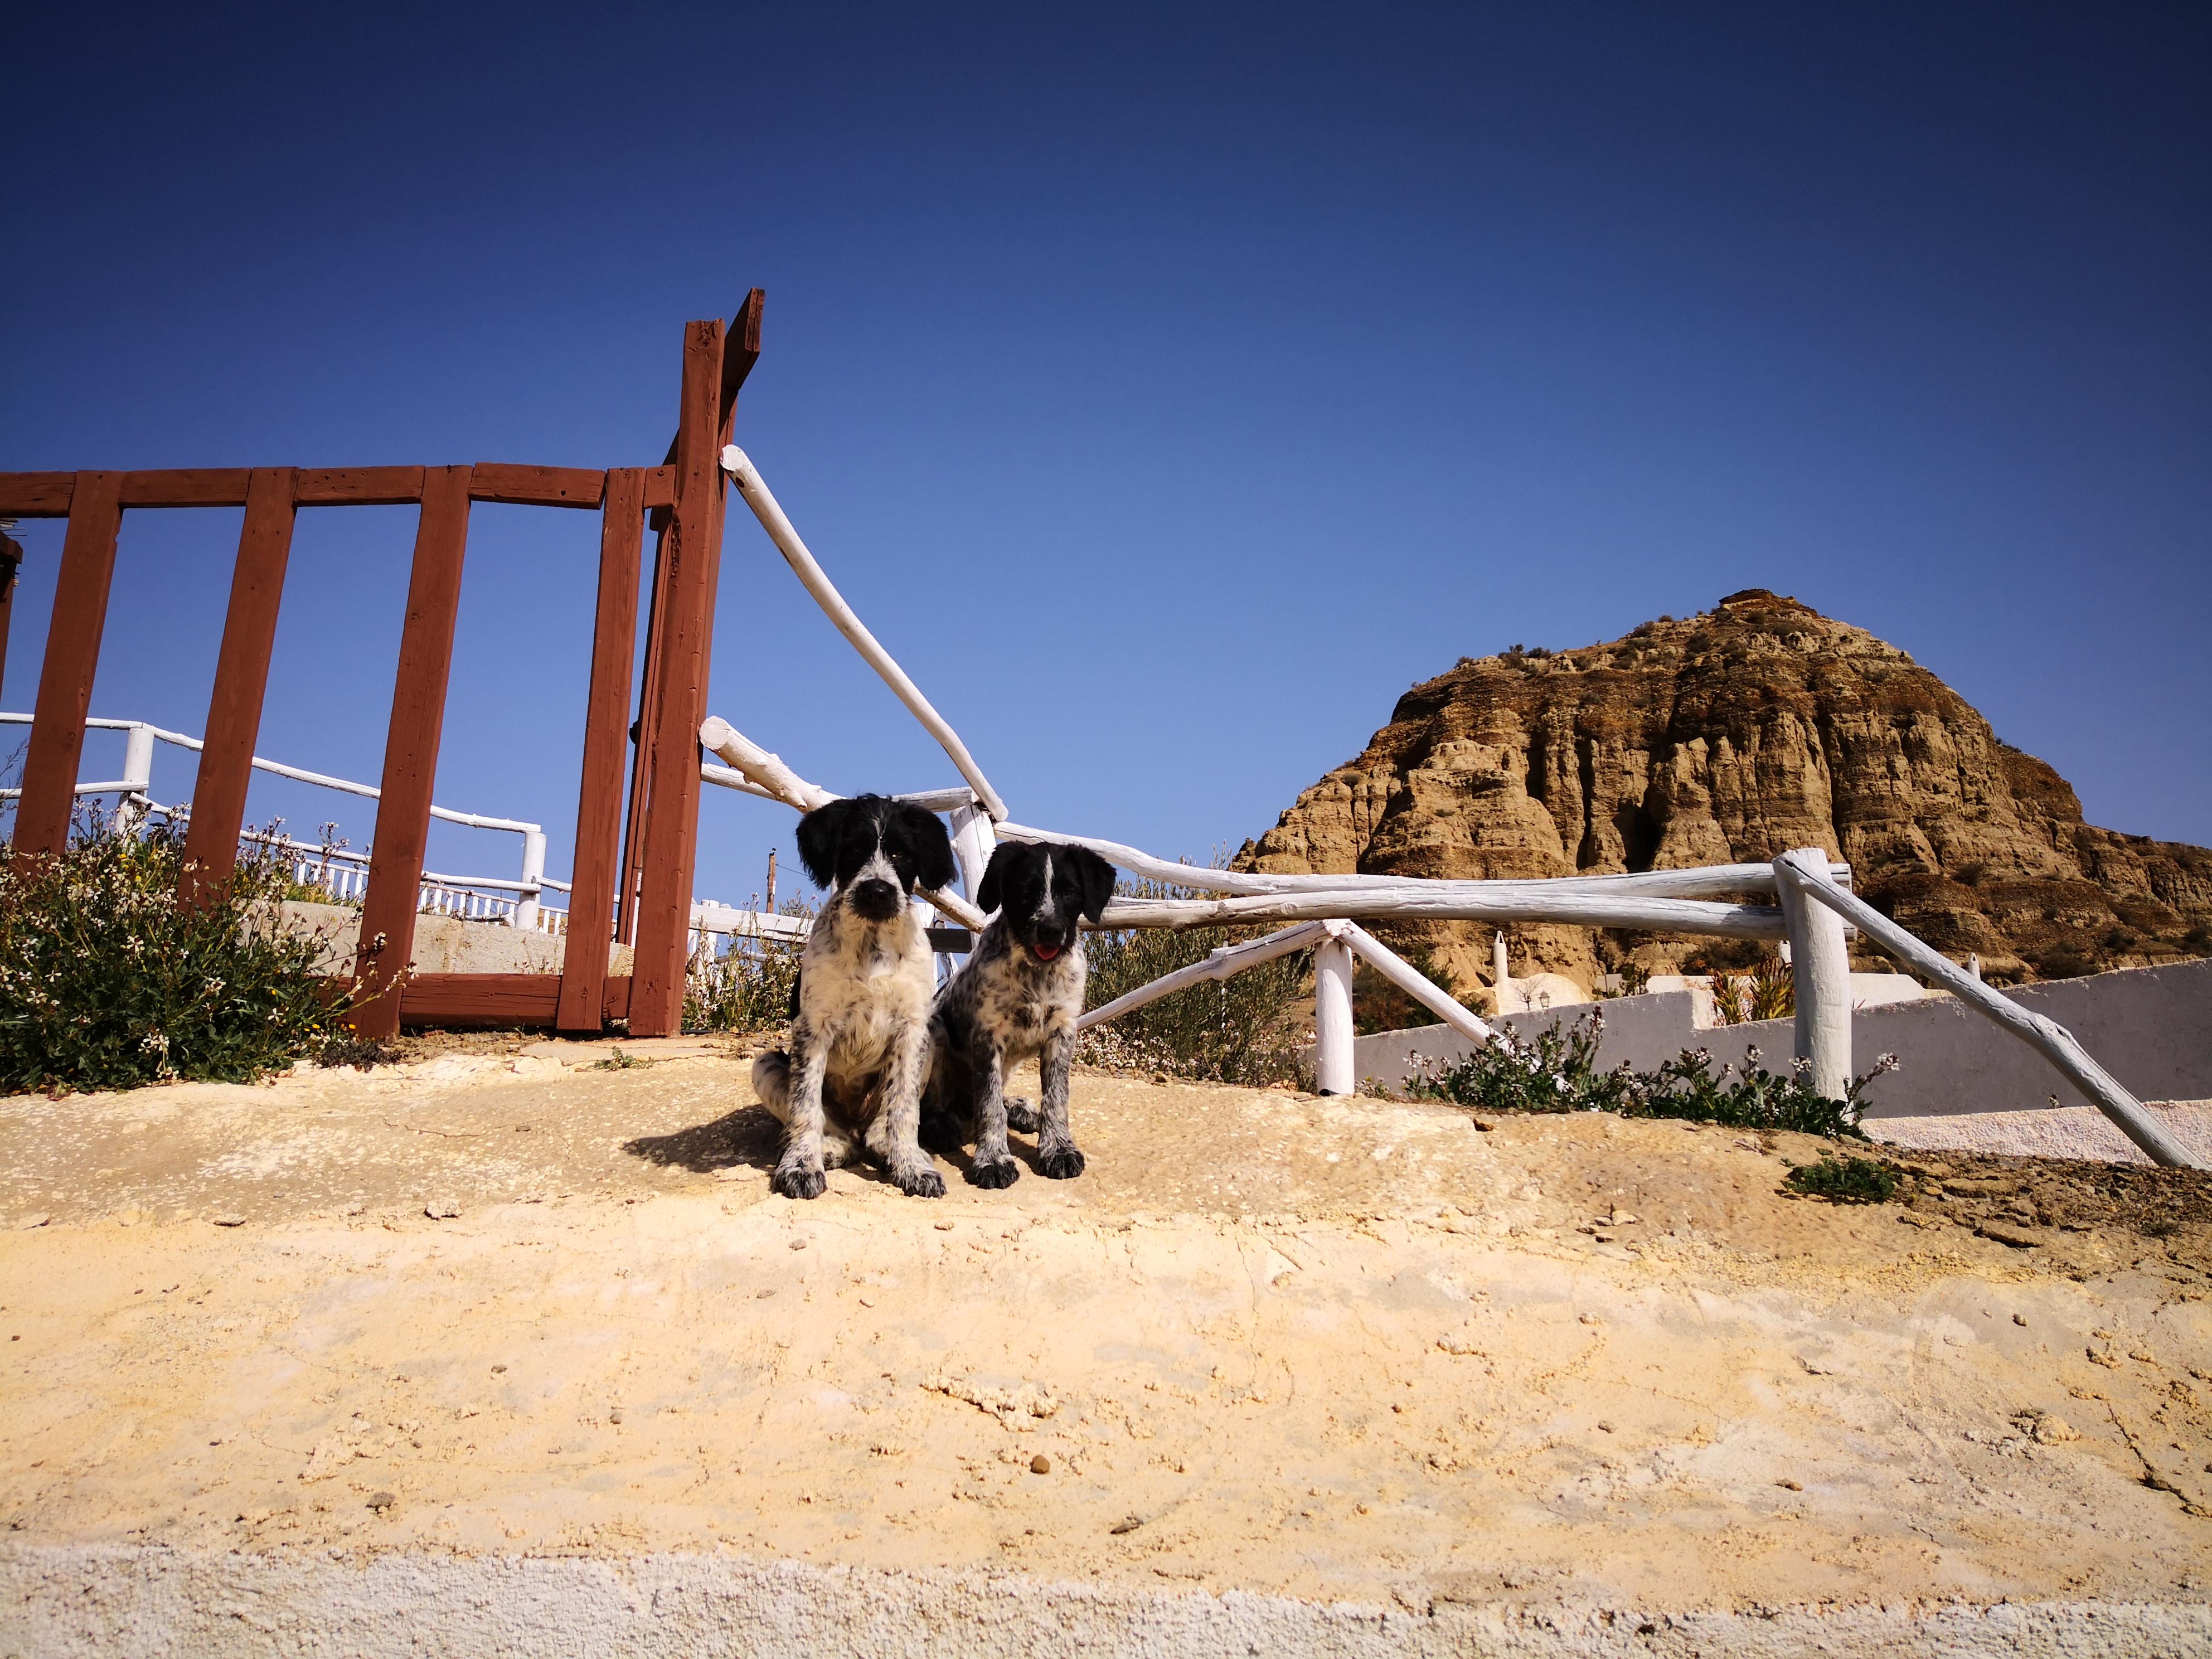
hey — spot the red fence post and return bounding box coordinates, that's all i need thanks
[628,321,727,1036]
[14,471,124,858]
[181,467,298,905]
[557,468,645,1033]
[351,465,473,1038]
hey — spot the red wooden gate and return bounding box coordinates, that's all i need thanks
[0,297,763,1040]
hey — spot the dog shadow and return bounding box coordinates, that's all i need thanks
[622,1107,982,1190]
[622,1105,784,1176]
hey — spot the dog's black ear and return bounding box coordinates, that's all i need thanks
[894,802,957,893]
[795,799,857,889]
[1066,845,1118,924]
[976,841,1020,916]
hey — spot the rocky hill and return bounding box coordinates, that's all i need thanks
[1237,590,2212,998]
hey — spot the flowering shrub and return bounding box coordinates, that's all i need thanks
[1401,1009,1895,1139]
[0,813,354,1094]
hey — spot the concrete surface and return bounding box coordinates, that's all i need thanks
[276,900,630,978]
[1867,1101,2212,1166]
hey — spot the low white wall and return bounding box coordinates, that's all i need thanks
[1350,957,2212,1120]
[273,901,630,979]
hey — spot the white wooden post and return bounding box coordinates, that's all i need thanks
[117,722,155,836]
[513,828,547,931]
[1774,847,1852,1100]
[1314,933,1356,1095]
[949,800,996,911]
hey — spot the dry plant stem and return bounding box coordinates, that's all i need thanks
[1773,858,2202,1170]
[719,447,1008,821]
[1077,922,1327,1031]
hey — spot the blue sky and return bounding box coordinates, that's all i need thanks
[3,3,2206,908]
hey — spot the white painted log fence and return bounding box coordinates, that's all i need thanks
[688,444,2201,1168]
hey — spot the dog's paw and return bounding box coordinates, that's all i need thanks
[1003,1098,1041,1134]
[1037,1146,1086,1181]
[771,1162,827,1201]
[895,1166,947,1200]
[966,1156,1021,1190]
[918,1112,967,1156]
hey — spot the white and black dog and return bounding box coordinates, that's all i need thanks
[751,795,957,1201]
[923,840,1117,1188]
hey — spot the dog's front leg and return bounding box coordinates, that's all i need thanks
[771,1032,832,1201]
[1035,1026,1085,1179]
[966,1043,1020,1189]
[879,1022,945,1199]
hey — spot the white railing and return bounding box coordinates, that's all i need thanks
[687,443,2202,1171]
[2,712,565,932]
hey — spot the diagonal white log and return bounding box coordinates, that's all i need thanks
[1335,921,1496,1046]
[1771,858,2202,1170]
[721,447,1008,821]
[1077,923,1329,1031]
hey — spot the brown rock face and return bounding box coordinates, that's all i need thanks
[1238,591,2212,993]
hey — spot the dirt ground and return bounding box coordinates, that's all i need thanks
[3,1039,2209,1619]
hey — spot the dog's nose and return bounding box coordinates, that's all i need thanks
[851,878,900,917]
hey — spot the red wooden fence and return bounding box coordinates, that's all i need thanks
[0,298,763,1039]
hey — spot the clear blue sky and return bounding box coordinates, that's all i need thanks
[4,4,2206,907]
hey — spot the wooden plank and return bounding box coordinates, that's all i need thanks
[648,289,762,531]
[617,521,671,946]
[13,472,124,857]
[469,463,607,510]
[642,466,677,510]
[556,467,646,1034]
[119,469,253,507]
[0,473,76,517]
[603,975,632,1022]
[293,467,427,507]
[350,467,473,1037]
[180,468,297,905]
[629,319,729,1035]
[399,973,561,1027]
[0,531,22,694]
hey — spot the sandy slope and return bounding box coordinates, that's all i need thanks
[2,1042,2208,1630]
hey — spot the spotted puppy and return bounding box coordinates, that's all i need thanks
[752,795,957,1200]
[924,840,1117,1188]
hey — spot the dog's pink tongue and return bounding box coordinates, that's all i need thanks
[1033,944,1060,961]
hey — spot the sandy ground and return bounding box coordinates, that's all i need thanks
[3,1041,2210,1641]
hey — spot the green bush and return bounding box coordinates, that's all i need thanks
[0,813,356,1094]
[1785,1153,1900,1204]
[683,901,814,1035]
[1079,873,1311,1085]
[1402,1010,1895,1139]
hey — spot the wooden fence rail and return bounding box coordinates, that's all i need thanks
[0,295,763,1039]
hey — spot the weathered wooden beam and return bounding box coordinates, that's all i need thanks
[180,468,298,904]
[0,473,77,517]
[351,467,473,1038]
[557,467,647,1035]
[469,464,607,510]
[293,467,428,507]
[118,469,254,508]
[14,472,124,857]
[629,320,729,1036]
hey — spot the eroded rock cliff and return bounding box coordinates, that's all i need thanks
[1238,590,2212,996]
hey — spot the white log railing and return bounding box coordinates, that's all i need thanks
[720,445,1008,821]
[1772,854,2199,1169]
[3,711,563,932]
[692,448,2194,1163]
